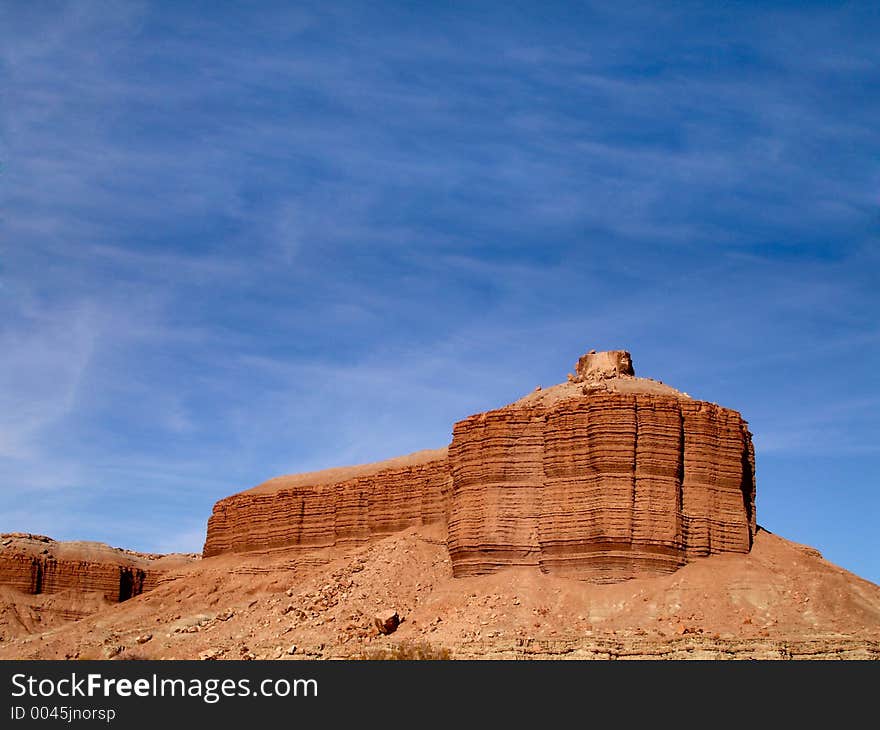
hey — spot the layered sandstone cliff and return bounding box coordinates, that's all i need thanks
[447,350,755,581]
[0,534,195,603]
[202,448,450,556]
[202,350,756,585]
[446,394,755,581]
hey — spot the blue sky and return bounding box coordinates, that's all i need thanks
[1,2,878,581]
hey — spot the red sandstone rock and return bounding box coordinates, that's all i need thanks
[2,349,877,660]
[374,610,400,635]
[202,448,449,556]
[0,534,196,604]
[203,350,755,585]
[447,390,755,581]
[2,523,878,661]
[574,350,635,381]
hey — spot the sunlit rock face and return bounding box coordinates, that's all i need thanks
[203,350,756,585]
[446,350,756,582]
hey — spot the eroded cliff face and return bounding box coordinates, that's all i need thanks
[0,554,147,601]
[0,534,195,603]
[202,449,450,557]
[202,350,756,585]
[446,392,755,582]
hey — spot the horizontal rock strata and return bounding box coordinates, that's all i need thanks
[447,391,755,582]
[203,448,450,556]
[202,351,757,585]
[0,534,194,603]
[0,556,147,602]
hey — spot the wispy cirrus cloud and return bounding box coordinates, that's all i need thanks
[0,1,877,574]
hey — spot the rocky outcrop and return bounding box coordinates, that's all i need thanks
[203,449,450,556]
[445,406,544,575]
[447,391,755,581]
[572,349,635,381]
[203,350,756,585]
[0,554,145,601]
[0,534,196,603]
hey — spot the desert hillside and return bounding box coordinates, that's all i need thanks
[2,350,877,659]
[1,524,878,660]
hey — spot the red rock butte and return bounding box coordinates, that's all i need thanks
[204,350,756,583]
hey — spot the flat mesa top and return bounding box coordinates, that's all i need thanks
[244,447,449,496]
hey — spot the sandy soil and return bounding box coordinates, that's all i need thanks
[2,525,878,660]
